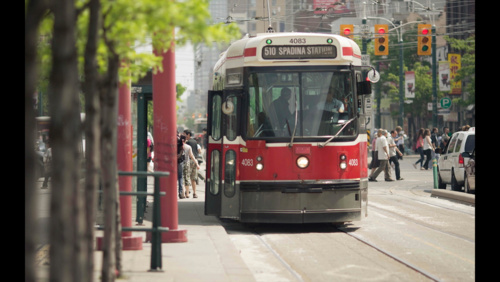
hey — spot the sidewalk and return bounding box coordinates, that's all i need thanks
[90,165,255,282]
[92,167,255,282]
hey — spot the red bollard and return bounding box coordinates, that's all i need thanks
[152,41,188,243]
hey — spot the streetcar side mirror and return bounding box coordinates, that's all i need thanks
[357,81,372,95]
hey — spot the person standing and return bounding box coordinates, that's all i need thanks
[184,130,201,198]
[369,129,394,182]
[388,130,404,180]
[181,133,200,198]
[422,128,435,170]
[413,128,425,169]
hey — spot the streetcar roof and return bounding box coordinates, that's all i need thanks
[217,32,361,69]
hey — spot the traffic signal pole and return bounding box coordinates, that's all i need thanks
[432,25,438,127]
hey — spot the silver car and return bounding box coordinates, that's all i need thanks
[437,128,475,192]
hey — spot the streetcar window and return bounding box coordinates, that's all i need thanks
[212,96,222,141]
[226,96,238,141]
[245,70,356,139]
[210,150,220,195]
[224,150,236,198]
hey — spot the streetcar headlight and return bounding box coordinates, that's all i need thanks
[296,156,309,169]
[256,163,264,171]
[339,154,347,170]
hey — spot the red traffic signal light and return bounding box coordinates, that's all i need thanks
[340,24,354,39]
[418,24,432,55]
[374,24,388,56]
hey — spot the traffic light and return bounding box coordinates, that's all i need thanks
[417,24,432,56]
[374,24,388,56]
[340,24,354,39]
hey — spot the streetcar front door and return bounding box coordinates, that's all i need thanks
[205,91,223,216]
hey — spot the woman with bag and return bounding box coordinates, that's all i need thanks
[422,128,435,170]
[413,128,425,169]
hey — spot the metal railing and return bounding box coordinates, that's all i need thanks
[97,171,170,271]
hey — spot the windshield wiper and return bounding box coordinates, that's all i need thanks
[288,101,299,148]
[318,116,357,148]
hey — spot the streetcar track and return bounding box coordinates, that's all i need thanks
[254,234,304,282]
[337,226,442,282]
[368,203,474,243]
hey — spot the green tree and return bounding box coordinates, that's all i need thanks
[25,0,240,281]
[445,35,475,107]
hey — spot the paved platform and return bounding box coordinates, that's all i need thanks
[91,175,255,281]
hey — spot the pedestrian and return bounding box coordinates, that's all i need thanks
[440,135,450,153]
[422,128,435,170]
[430,127,439,160]
[147,133,154,172]
[369,129,394,182]
[439,126,451,147]
[388,130,404,180]
[177,135,185,199]
[42,140,52,188]
[394,126,405,160]
[368,129,379,174]
[413,128,425,169]
[183,130,201,198]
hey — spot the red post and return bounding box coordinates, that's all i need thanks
[153,40,188,243]
[117,80,143,250]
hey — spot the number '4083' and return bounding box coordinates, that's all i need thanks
[241,159,253,166]
[289,38,306,44]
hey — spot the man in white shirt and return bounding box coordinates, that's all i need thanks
[368,129,394,182]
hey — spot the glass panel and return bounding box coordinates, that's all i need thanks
[226,96,237,141]
[224,150,236,197]
[464,135,474,152]
[246,70,356,139]
[211,96,221,141]
[210,150,220,195]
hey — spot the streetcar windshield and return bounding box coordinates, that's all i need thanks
[246,69,357,139]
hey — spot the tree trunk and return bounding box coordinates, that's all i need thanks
[83,0,102,281]
[48,0,84,281]
[25,0,50,280]
[100,53,121,282]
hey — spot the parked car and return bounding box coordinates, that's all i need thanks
[462,149,475,194]
[437,127,475,191]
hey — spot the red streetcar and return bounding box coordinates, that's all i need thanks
[205,32,377,224]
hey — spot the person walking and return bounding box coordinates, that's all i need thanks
[395,126,405,160]
[368,129,379,175]
[388,130,404,180]
[369,129,394,182]
[413,128,425,169]
[42,140,52,188]
[422,128,435,170]
[177,135,185,199]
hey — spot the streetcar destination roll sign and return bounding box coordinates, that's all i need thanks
[262,45,337,59]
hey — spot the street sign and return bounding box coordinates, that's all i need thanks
[440,97,452,109]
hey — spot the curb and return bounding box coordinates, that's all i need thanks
[430,189,475,204]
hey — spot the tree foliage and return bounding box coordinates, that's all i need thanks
[25,0,241,281]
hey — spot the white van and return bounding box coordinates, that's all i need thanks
[437,127,475,192]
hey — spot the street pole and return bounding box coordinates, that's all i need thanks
[432,25,438,127]
[399,36,404,127]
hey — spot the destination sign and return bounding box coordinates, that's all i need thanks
[262,45,337,60]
